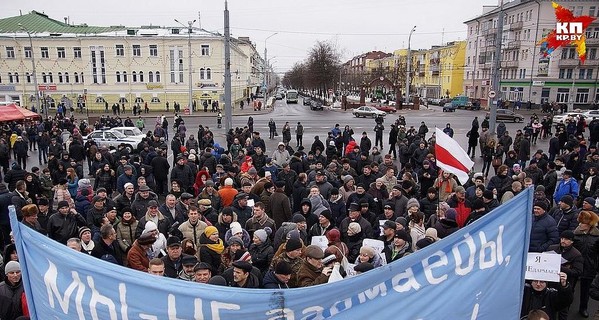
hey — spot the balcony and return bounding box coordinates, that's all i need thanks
[481,62,493,69]
[507,41,521,49]
[501,61,519,68]
[587,37,599,45]
[482,28,497,36]
[558,59,580,67]
[583,59,599,66]
[483,46,495,53]
[509,21,523,31]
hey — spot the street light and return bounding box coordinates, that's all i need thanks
[405,26,416,105]
[264,32,278,97]
[18,23,44,118]
[174,19,196,114]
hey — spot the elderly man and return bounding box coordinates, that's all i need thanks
[161,236,190,278]
[114,182,135,214]
[126,233,157,272]
[135,200,171,238]
[263,261,293,289]
[297,245,331,287]
[117,165,137,194]
[340,203,373,242]
[178,254,199,281]
[131,185,159,219]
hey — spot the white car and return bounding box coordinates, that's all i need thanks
[583,110,599,119]
[552,112,587,124]
[352,106,387,118]
[83,129,144,151]
[112,127,146,139]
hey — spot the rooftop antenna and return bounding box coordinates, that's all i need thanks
[198,11,201,29]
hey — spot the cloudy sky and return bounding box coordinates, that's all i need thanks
[4,0,495,74]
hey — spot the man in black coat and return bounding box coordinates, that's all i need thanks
[68,139,86,163]
[150,150,170,196]
[91,224,123,265]
[170,156,194,194]
[161,236,190,278]
[13,136,28,170]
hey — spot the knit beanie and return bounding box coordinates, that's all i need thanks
[204,226,218,237]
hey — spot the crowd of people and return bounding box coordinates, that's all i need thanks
[0,109,598,319]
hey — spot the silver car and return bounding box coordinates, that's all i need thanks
[352,106,387,118]
[83,129,143,151]
[112,127,146,139]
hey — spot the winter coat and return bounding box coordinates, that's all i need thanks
[135,212,170,239]
[131,192,159,220]
[553,179,579,204]
[520,283,573,319]
[262,270,290,289]
[548,243,583,283]
[74,194,91,217]
[270,190,292,228]
[116,217,138,253]
[529,212,559,253]
[126,241,151,272]
[0,279,24,320]
[198,233,223,274]
[297,259,329,287]
[573,226,599,279]
[548,207,579,235]
[248,240,275,276]
[47,211,88,244]
[178,220,208,249]
[433,218,459,239]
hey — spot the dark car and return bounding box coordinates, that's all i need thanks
[489,109,524,122]
[310,100,323,111]
[442,103,457,112]
[303,97,312,106]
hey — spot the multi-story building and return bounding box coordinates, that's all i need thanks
[0,11,262,111]
[413,41,466,99]
[342,51,392,91]
[464,0,599,109]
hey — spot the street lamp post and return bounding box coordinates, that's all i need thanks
[174,19,196,115]
[405,26,416,105]
[19,24,43,118]
[264,32,278,100]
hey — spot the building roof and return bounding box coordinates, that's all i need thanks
[463,0,531,24]
[0,10,123,34]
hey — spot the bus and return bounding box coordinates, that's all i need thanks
[286,90,298,104]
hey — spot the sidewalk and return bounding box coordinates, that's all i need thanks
[82,106,272,120]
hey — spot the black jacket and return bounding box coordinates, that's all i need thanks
[47,211,88,244]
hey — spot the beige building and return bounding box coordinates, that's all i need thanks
[0,11,263,111]
[464,0,599,108]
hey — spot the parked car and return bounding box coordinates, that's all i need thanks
[375,105,397,113]
[352,106,387,118]
[583,110,599,119]
[83,129,144,151]
[442,103,457,112]
[451,96,470,108]
[275,93,283,100]
[552,112,587,124]
[111,127,146,139]
[303,97,312,106]
[489,109,524,122]
[310,100,323,111]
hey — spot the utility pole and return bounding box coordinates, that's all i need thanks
[405,26,416,104]
[19,24,43,118]
[489,0,505,136]
[224,0,232,131]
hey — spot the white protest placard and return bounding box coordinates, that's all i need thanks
[378,220,386,236]
[345,263,357,277]
[247,199,255,207]
[525,252,561,282]
[311,236,329,251]
[362,239,385,253]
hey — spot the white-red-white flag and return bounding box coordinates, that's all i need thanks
[434,127,474,184]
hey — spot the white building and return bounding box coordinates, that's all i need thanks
[0,11,264,111]
[464,0,599,108]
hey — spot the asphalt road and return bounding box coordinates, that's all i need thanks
[14,97,597,318]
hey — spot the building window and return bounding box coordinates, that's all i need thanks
[132,45,141,57]
[74,72,79,83]
[42,72,47,83]
[41,47,49,58]
[119,97,128,104]
[155,71,161,82]
[57,47,66,59]
[201,45,210,56]
[123,71,128,83]
[148,71,154,83]
[5,47,15,59]
[576,88,589,103]
[206,68,211,80]
[139,71,144,82]
[48,72,53,83]
[149,45,158,57]
[116,44,124,56]
[58,72,63,83]
[200,68,205,80]
[90,46,106,84]
[116,71,121,83]
[14,73,18,83]
[559,68,573,79]
[587,69,594,80]
[556,88,569,103]
[73,47,82,59]
[24,47,32,58]
[26,72,31,83]
[64,72,69,83]
[135,97,144,103]
[8,73,13,83]
[151,97,161,103]
[169,48,184,83]
[596,88,599,103]
[132,71,137,82]
[95,96,105,103]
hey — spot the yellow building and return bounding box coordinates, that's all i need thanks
[413,41,466,99]
[0,11,262,111]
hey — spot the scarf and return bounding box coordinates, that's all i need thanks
[437,178,452,193]
[206,239,224,254]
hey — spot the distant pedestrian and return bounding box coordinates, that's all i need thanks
[295,122,304,147]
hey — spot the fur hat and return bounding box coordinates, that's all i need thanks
[21,204,39,217]
[578,210,599,226]
[275,260,293,275]
[359,246,376,258]
[406,198,420,209]
[425,228,440,241]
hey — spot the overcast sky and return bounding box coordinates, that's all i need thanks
[4,0,495,74]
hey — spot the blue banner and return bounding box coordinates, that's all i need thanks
[10,188,533,319]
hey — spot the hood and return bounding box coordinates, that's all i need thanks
[217,211,238,224]
[300,198,313,210]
